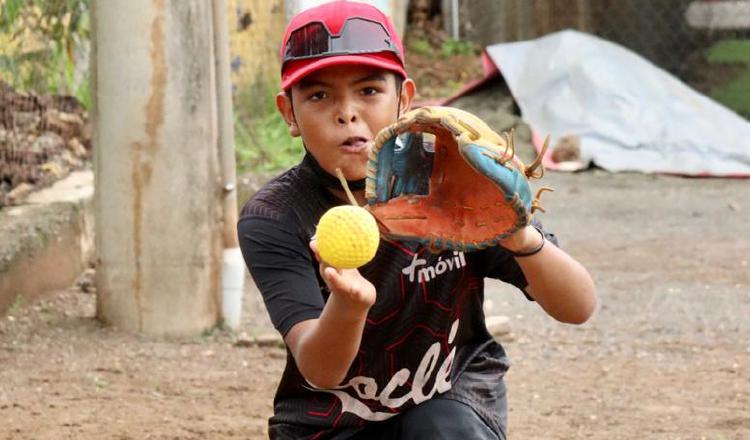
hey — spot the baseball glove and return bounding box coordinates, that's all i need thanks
[365,106,551,252]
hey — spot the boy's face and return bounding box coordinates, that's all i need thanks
[277,64,415,181]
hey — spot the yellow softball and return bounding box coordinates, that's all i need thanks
[316,205,380,269]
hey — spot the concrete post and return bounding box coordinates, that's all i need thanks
[92,0,222,335]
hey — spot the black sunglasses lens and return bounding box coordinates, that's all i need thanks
[284,18,398,65]
[286,22,330,58]
[331,19,392,53]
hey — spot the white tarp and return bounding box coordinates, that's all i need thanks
[486,30,750,176]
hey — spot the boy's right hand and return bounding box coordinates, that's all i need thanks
[310,238,376,313]
[283,238,377,389]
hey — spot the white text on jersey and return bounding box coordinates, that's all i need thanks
[402,251,467,283]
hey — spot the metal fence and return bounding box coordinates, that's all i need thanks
[0,0,290,207]
[460,0,750,117]
[2,0,749,207]
[0,0,91,207]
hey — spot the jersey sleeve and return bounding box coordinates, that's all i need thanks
[238,215,324,336]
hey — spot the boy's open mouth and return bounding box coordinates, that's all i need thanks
[339,136,369,153]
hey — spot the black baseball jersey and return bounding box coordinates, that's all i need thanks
[238,153,552,439]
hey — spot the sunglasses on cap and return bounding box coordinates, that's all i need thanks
[282,17,402,68]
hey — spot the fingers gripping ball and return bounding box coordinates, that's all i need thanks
[316,206,380,269]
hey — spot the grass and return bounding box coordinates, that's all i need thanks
[409,37,477,59]
[439,38,475,57]
[706,39,750,118]
[8,294,23,316]
[408,38,433,56]
[233,83,304,174]
[0,0,91,109]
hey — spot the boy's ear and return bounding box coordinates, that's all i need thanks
[399,78,416,115]
[276,91,300,137]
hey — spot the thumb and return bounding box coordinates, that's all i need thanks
[324,266,367,299]
[323,266,347,292]
[309,237,321,262]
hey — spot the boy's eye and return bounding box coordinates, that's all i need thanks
[309,91,327,101]
[361,87,379,96]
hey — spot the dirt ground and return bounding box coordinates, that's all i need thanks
[1,169,748,440]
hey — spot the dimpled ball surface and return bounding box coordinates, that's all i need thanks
[316,205,380,269]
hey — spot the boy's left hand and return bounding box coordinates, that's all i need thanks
[366,106,552,253]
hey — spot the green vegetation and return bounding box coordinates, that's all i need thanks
[706,39,750,118]
[408,37,477,59]
[408,38,433,56]
[0,0,91,108]
[439,38,475,57]
[0,0,299,173]
[91,375,106,390]
[8,294,23,316]
[233,83,304,173]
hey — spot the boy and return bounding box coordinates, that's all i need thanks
[238,1,597,439]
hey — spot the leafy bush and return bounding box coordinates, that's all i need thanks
[439,39,476,58]
[233,84,304,173]
[408,38,433,56]
[0,0,90,108]
[707,39,750,118]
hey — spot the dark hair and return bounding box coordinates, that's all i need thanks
[394,73,405,92]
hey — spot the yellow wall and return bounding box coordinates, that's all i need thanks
[227,0,287,97]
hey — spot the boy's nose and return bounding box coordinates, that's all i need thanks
[337,113,357,124]
[336,101,358,125]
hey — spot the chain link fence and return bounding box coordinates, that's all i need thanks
[2,0,749,208]
[460,0,750,118]
[0,0,91,207]
[592,0,750,118]
[0,0,296,207]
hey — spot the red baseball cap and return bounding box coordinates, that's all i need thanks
[280,0,407,90]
